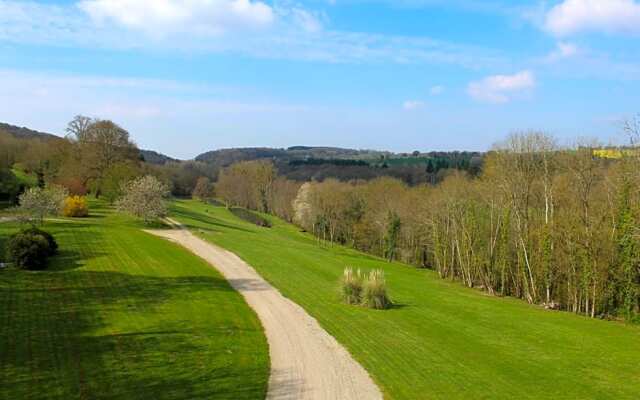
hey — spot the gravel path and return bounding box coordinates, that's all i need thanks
[146,218,382,400]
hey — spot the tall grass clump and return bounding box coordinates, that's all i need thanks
[341,267,363,305]
[361,269,391,310]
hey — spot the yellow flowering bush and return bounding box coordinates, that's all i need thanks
[63,196,89,217]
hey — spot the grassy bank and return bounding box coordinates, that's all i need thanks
[171,199,640,400]
[0,201,269,400]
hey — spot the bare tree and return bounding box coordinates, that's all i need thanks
[65,115,94,141]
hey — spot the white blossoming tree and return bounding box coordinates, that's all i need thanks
[116,175,170,224]
[18,185,68,225]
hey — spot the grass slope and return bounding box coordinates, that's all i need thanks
[171,199,640,400]
[0,202,269,400]
[11,168,38,187]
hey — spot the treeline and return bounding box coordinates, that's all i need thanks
[0,116,217,201]
[216,133,640,321]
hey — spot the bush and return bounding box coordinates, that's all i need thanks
[63,196,89,217]
[20,227,58,256]
[5,231,52,270]
[116,175,169,224]
[361,270,391,310]
[230,207,272,228]
[342,267,363,305]
[18,185,68,225]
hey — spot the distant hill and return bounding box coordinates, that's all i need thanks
[195,146,387,167]
[0,121,178,165]
[140,149,179,165]
[0,122,61,141]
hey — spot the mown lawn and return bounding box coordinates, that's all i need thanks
[172,199,640,400]
[0,201,269,400]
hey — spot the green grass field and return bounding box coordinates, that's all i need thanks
[171,199,640,400]
[11,167,38,187]
[0,202,269,400]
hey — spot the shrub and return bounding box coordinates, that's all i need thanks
[5,231,52,270]
[361,270,391,310]
[342,267,363,305]
[18,185,68,225]
[63,196,89,217]
[20,227,58,255]
[116,175,169,224]
[230,207,272,228]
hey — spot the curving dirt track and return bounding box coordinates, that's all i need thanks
[146,218,382,400]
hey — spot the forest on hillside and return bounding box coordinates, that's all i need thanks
[215,127,640,322]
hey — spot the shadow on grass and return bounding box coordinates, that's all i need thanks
[0,269,268,400]
[170,204,255,234]
[49,249,109,271]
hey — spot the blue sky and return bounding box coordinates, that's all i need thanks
[1,0,639,159]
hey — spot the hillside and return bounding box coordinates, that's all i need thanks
[0,121,177,166]
[0,122,61,141]
[195,146,388,167]
[140,149,180,165]
[171,199,640,400]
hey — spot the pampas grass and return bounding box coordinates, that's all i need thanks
[342,267,363,305]
[361,269,391,310]
[341,267,391,309]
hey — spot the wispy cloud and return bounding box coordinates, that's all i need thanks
[467,70,535,104]
[430,85,444,95]
[0,0,508,69]
[543,41,579,63]
[403,100,425,110]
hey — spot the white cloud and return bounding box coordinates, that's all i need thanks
[467,70,535,104]
[0,1,508,69]
[545,0,640,36]
[430,85,444,95]
[403,100,425,110]
[78,0,275,35]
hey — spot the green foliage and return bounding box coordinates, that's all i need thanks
[19,227,58,256]
[341,267,363,305]
[101,162,141,203]
[384,212,401,262]
[0,168,22,204]
[613,180,640,320]
[361,269,391,310]
[5,230,52,270]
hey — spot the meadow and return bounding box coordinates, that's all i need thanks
[0,201,269,400]
[171,199,640,400]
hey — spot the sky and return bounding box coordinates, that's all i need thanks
[1,0,639,159]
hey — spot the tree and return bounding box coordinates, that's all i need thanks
[65,115,94,141]
[384,211,401,261]
[216,160,275,210]
[116,175,170,224]
[101,162,141,203]
[18,185,68,225]
[192,177,213,200]
[67,117,139,197]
